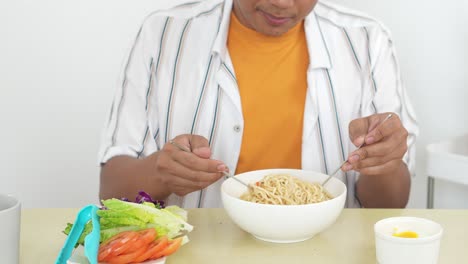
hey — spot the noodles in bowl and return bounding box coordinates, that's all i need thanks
[240,174,333,205]
[221,169,346,243]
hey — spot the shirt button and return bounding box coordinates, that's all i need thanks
[233,125,241,132]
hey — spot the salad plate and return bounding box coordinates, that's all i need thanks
[59,192,191,264]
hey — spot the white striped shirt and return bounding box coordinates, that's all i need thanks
[98,0,419,208]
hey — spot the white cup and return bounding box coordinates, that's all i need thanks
[0,194,21,264]
[374,217,443,264]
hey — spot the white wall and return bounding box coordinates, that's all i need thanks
[1,0,467,208]
[0,0,161,207]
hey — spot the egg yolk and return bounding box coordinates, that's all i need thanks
[393,231,419,238]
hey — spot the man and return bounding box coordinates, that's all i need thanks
[99,0,418,208]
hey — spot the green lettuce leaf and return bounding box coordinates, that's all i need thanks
[63,221,93,246]
[99,199,193,239]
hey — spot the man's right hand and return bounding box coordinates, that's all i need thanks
[151,134,226,196]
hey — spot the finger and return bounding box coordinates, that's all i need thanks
[168,176,212,196]
[189,135,211,158]
[356,159,402,176]
[164,156,223,185]
[366,113,389,132]
[173,151,225,173]
[365,114,401,145]
[348,117,369,147]
[348,141,407,170]
[170,135,193,151]
[169,134,212,159]
[341,161,353,172]
[156,156,207,191]
[170,173,218,191]
[173,167,223,187]
[350,130,407,160]
[157,149,224,180]
[167,172,207,191]
[351,154,400,171]
[163,138,226,173]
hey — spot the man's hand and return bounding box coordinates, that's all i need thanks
[152,134,226,196]
[343,113,408,175]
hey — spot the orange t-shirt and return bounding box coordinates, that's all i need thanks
[228,13,309,174]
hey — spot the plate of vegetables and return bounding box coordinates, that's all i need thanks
[62,192,193,264]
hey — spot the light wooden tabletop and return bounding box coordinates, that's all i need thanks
[20,208,467,264]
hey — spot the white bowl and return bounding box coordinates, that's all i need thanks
[374,217,443,264]
[221,169,346,243]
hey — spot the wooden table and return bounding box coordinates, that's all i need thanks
[20,208,467,263]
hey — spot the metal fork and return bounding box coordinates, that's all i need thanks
[321,113,393,186]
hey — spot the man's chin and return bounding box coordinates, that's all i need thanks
[263,29,290,37]
[255,25,291,37]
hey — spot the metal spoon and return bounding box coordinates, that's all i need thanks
[321,113,394,186]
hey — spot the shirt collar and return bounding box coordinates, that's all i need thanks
[212,1,332,69]
[304,11,332,69]
[212,0,233,60]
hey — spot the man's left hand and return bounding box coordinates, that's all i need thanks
[344,113,408,175]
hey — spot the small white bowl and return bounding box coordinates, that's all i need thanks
[221,169,346,243]
[374,217,443,264]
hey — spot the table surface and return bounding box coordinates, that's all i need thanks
[20,208,467,264]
